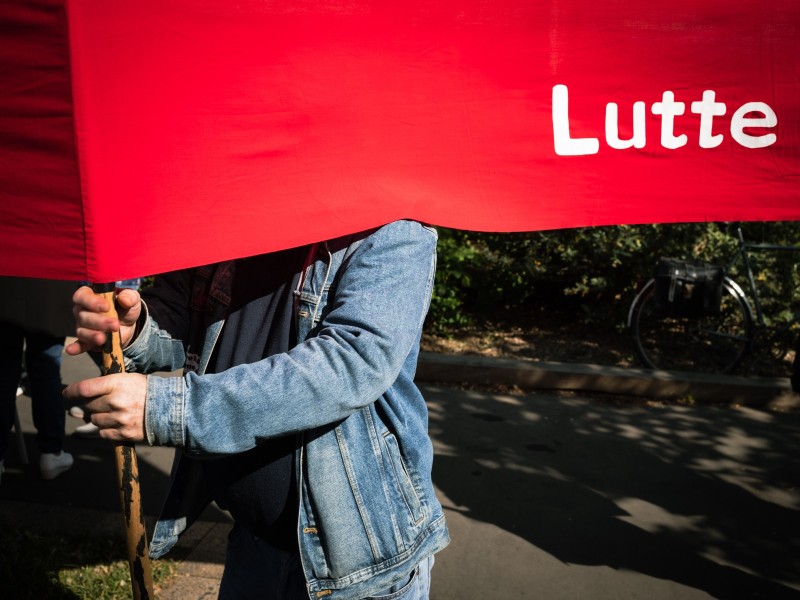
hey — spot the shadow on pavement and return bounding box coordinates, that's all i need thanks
[425,385,800,599]
[0,426,228,525]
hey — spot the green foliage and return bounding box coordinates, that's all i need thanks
[722,222,800,328]
[427,222,800,334]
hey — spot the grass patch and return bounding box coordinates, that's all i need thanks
[0,525,181,599]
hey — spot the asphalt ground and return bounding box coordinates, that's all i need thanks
[1,348,799,599]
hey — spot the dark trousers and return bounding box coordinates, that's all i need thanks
[0,322,65,459]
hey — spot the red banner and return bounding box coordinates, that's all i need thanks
[1,0,798,282]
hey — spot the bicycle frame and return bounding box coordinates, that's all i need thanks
[727,224,800,329]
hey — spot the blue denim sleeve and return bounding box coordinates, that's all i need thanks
[145,221,437,454]
[123,270,192,374]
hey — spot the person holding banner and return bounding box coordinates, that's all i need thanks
[69,277,145,439]
[64,220,449,600]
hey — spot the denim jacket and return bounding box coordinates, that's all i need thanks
[123,220,449,599]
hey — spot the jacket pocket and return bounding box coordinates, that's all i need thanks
[381,431,424,527]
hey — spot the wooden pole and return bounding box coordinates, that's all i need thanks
[93,283,154,600]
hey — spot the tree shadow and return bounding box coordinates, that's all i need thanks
[0,429,228,522]
[425,384,800,599]
[0,522,164,600]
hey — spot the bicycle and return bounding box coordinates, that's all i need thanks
[627,223,800,376]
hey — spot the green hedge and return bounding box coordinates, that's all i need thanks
[427,222,800,334]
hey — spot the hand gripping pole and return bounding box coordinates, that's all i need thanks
[92,283,154,600]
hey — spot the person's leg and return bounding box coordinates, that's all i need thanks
[24,332,67,455]
[25,332,72,479]
[218,524,308,600]
[0,322,25,462]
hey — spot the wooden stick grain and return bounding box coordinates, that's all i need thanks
[95,285,154,600]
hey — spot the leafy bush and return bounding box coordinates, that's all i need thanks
[427,222,800,334]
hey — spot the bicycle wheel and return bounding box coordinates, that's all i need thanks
[628,277,754,374]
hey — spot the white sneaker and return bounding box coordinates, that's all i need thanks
[40,451,74,480]
[74,422,100,439]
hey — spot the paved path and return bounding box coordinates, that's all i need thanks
[2,350,799,599]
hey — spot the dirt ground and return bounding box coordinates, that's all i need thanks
[422,306,636,367]
[421,307,796,380]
